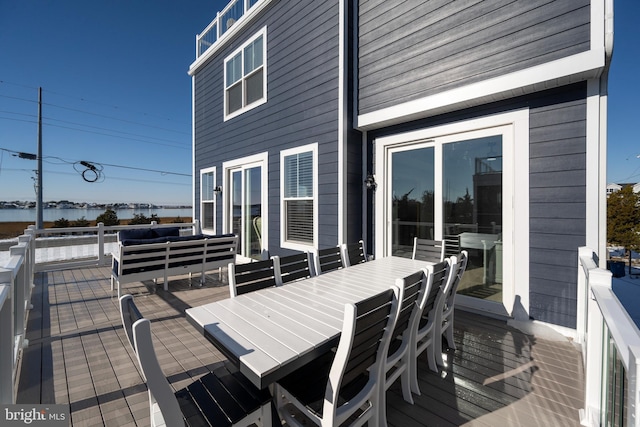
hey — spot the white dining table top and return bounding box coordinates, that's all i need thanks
[185,256,433,389]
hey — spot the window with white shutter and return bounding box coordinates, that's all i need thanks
[280,144,317,249]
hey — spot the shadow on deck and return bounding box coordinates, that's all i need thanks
[17,265,584,426]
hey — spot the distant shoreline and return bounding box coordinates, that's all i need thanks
[0,217,193,240]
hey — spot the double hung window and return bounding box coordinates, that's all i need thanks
[224,27,266,119]
[281,144,317,249]
[200,167,216,232]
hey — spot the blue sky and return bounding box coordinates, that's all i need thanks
[0,1,638,205]
[0,0,226,205]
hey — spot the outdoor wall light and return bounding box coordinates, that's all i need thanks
[214,186,222,195]
[364,174,377,191]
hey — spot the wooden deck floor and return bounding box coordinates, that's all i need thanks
[17,265,584,426]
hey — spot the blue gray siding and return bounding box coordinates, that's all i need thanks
[366,83,587,328]
[193,0,341,254]
[358,0,591,115]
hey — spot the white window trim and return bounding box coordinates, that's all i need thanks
[200,166,217,234]
[280,143,318,251]
[374,109,529,319]
[223,26,267,121]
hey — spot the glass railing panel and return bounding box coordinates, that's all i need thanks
[604,329,629,427]
[220,0,243,37]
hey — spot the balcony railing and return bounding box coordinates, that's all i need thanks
[0,221,199,403]
[196,0,261,57]
[578,246,640,426]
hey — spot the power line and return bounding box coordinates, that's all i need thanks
[0,109,189,146]
[0,80,191,129]
[0,147,190,178]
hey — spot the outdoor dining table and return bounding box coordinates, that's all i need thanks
[185,256,433,389]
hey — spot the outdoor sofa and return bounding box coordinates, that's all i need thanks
[111,227,237,297]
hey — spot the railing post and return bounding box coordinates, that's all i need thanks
[0,283,13,403]
[193,219,201,235]
[629,345,640,427]
[579,246,613,427]
[97,222,105,265]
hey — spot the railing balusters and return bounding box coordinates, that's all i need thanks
[579,246,640,427]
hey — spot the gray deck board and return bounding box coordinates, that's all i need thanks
[18,265,583,426]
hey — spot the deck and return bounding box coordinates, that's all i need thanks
[17,265,584,426]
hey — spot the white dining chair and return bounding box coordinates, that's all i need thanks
[436,250,469,366]
[409,257,457,396]
[379,269,429,427]
[119,294,273,427]
[274,286,400,427]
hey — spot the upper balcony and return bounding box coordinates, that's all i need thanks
[196,0,262,58]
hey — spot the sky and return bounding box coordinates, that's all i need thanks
[0,1,638,206]
[0,0,226,205]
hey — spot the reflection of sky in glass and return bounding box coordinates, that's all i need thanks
[443,136,502,202]
[392,147,434,200]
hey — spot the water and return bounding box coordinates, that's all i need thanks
[0,207,193,223]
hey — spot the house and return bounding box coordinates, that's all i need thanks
[607,181,640,195]
[189,0,612,336]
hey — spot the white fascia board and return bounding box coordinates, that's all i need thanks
[357,49,605,131]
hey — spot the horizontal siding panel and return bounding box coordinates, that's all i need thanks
[529,121,587,144]
[530,203,586,220]
[529,292,576,328]
[530,186,586,203]
[530,233,585,251]
[530,153,586,173]
[530,137,586,158]
[530,275,577,301]
[530,218,584,235]
[529,170,585,188]
[530,247,579,269]
[358,0,590,114]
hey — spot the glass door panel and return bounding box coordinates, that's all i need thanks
[390,147,434,258]
[443,136,503,302]
[245,166,262,259]
[229,165,262,260]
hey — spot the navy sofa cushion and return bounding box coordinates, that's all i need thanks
[153,227,180,238]
[118,228,154,241]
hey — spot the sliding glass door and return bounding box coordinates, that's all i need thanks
[225,154,267,260]
[379,121,517,315]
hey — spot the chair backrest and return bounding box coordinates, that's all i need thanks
[392,270,427,345]
[119,295,184,427]
[324,286,400,424]
[420,259,452,325]
[228,258,278,297]
[274,252,313,285]
[443,235,460,258]
[314,246,345,275]
[412,238,444,263]
[341,240,367,267]
[443,251,468,310]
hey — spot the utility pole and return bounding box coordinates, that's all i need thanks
[36,87,43,229]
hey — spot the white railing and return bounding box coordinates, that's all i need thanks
[0,221,200,403]
[0,230,34,403]
[578,246,640,426]
[196,0,261,57]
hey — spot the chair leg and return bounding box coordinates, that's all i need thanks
[400,362,414,404]
[445,316,456,351]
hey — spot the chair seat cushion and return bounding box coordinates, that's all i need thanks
[175,371,271,427]
[277,351,369,417]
